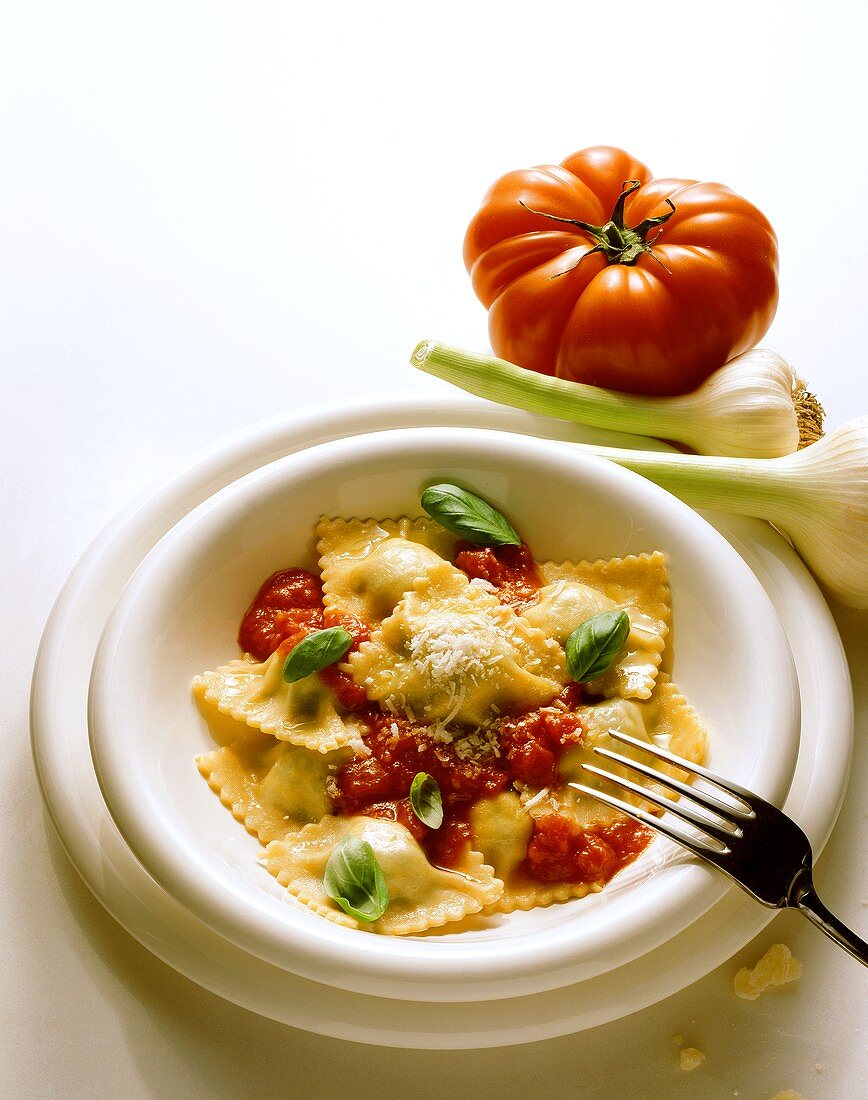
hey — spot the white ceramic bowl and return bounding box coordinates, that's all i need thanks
[88,427,799,1002]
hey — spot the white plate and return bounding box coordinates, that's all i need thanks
[88,426,798,1000]
[31,395,853,1048]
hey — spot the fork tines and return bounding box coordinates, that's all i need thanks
[568,728,756,861]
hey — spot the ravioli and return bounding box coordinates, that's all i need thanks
[193,648,364,753]
[520,674,707,830]
[348,562,565,726]
[317,516,458,627]
[524,553,670,699]
[197,734,351,844]
[265,815,502,933]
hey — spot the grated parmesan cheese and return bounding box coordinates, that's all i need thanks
[522,787,551,813]
[468,577,497,592]
[406,608,508,686]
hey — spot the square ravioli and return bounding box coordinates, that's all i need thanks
[317,516,457,627]
[347,561,566,727]
[265,815,502,934]
[522,553,670,699]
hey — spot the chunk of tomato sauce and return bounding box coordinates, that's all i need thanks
[317,607,371,710]
[495,692,584,787]
[238,569,372,710]
[453,541,542,612]
[525,813,653,885]
[334,714,509,868]
[238,568,324,660]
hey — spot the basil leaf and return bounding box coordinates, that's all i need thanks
[421,483,520,546]
[565,610,631,683]
[323,836,390,922]
[409,772,444,829]
[283,626,353,683]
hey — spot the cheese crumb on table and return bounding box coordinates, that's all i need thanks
[734,943,802,1000]
[771,1091,804,1099]
[679,1047,705,1071]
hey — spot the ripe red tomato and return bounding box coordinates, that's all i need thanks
[463,146,779,396]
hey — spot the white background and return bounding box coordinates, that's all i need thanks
[2,1,866,1097]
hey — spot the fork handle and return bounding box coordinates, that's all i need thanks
[795,885,868,966]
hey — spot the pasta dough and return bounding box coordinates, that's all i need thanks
[521,675,707,829]
[197,734,350,844]
[526,553,670,699]
[318,517,458,627]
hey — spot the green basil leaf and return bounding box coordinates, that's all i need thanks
[283,626,353,683]
[323,836,389,922]
[565,610,631,683]
[409,772,444,829]
[420,483,520,546]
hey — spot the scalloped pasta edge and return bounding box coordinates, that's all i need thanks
[196,742,297,846]
[484,879,603,914]
[539,551,670,621]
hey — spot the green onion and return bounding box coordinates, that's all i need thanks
[410,339,824,459]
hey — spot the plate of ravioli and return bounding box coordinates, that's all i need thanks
[87,426,800,1002]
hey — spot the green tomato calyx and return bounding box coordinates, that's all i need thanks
[520,179,674,268]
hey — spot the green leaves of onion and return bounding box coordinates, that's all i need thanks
[421,483,520,546]
[283,626,353,683]
[409,772,443,829]
[566,610,630,683]
[323,837,389,922]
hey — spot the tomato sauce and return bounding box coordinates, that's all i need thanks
[238,568,324,660]
[495,693,584,787]
[335,713,510,868]
[239,569,371,708]
[241,567,651,889]
[453,541,542,611]
[525,814,652,884]
[317,607,371,710]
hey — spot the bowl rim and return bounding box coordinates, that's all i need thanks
[88,425,800,1001]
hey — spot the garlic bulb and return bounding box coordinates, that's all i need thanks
[662,348,824,457]
[579,419,868,609]
[411,340,824,459]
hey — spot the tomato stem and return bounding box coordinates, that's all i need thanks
[519,179,675,267]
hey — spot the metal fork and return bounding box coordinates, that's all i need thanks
[569,729,868,965]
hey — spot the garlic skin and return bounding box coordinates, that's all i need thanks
[587,418,868,610]
[667,349,801,459]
